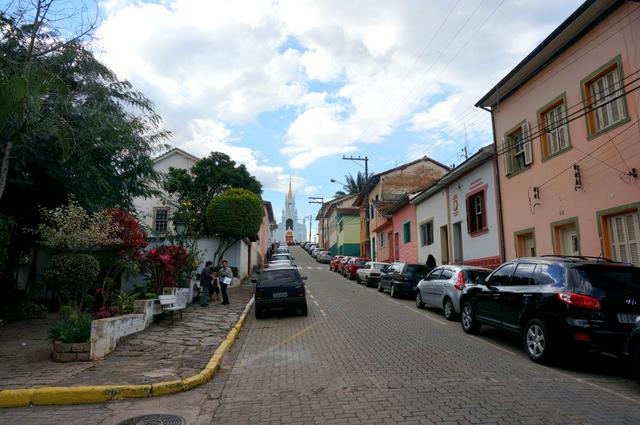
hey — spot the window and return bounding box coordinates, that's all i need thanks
[440,269,454,280]
[154,208,169,233]
[606,212,640,266]
[339,220,343,232]
[380,231,385,247]
[420,221,434,246]
[540,99,570,158]
[427,268,442,280]
[369,204,375,219]
[488,263,516,286]
[466,191,486,233]
[502,121,532,175]
[584,59,627,135]
[511,263,536,286]
[402,221,411,244]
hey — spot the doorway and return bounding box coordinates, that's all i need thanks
[452,222,463,264]
[440,225,449,264]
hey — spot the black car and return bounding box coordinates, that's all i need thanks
[253,266,308,319]
[624,321,640,382]
[378,262,432,298]
[459,256,640,364]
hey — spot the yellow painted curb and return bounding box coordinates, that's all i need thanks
[0,296,255,408]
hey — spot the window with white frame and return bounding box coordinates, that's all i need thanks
[466,191,486,233]
[541,100,570,158]
[585,62,627,135]
[502,121,532,175]
[154,208,169,233]
[607,212,639,266]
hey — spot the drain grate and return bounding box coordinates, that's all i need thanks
[116,414,186,425]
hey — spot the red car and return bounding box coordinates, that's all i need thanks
[335,256,352,274]
[342,257,370,280]
[329,255,344,271]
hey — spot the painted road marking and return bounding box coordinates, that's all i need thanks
[467,335,516,356]
[307,266,313,269]
[313,300,320,307]
[548,368,640,405]
[320,309,327,317]
[317,266,323,270]
[403,306,447,325]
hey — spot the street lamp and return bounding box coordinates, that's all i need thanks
[330,178,346,186]
[173,219,187,245]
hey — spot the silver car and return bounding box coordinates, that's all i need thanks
[416,265,491,321]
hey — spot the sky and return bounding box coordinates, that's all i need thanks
[86,0,582,234]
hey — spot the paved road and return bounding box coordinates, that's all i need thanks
[2,246,640,424]
[209,247,640,424]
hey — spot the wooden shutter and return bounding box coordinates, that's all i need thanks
[500,138,512,175]
[608,212,640,266]
[522,122,533,165]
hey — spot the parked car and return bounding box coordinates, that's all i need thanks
[253,266,308,319]
[335,256,352,274]
[459,256,640,364]
[624,321,640,382]
[342,257,369,280]
[271,253,293,262]
[265,260,293,268]
[378,262,432,298]
[310,248,322,258]
[329,255,344,271]
[356,261,390,287]
[416,265,491,321]
[317,252,333,264]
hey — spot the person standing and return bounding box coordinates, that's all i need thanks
[209,271,220,302]
[218,260,233,305]
[199,261,213,306]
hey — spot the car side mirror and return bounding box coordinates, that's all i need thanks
[251,278,257,283]
[475,275,485,286]
[301,276,308,280]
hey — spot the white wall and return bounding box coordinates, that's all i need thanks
[446,160,500,263]
[415,189,448,266]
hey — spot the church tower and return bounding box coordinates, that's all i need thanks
[277,177,307,242]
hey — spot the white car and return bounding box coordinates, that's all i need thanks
[356,261,390,287]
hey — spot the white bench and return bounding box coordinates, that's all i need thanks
[158,295,184,323]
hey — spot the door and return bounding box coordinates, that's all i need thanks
[522,235,536,257]
[394,232,400,261]
[452,222,463,263]
[440,225,449,264]
[421,267,442,306]
[432,268,454,307]
[498,263,536,330]
[475,263,516,325]
[559,225,579,256]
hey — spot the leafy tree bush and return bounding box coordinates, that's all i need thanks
[206,188,263,265]
[48,314,92,343]
[45,253,99,313]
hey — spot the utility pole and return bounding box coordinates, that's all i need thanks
[342,155,369,179]
[308,214,313,242]
[308,197,324,247]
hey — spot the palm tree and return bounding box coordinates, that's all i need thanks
[334,171,373,197]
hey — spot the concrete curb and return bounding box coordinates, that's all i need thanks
[0,296,255,408]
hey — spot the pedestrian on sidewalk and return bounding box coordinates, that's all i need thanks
[200,261,213,306]
[209,271,221,302]
[219,260,233,305]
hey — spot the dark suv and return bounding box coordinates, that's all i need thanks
[254,266,308,319]
[459,256,640,363]
[378,262,432,298]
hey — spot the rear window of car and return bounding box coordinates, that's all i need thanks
[570,265,640,295]
[355,260,367,266]
[373,263,386,270]
[464,269,490,283]
[259,270,301,287]
[406,265,431,276]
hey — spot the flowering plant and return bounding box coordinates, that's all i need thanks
[140,244,191,295]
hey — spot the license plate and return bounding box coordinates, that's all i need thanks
[273,292,288,298]
[617,314,640,324]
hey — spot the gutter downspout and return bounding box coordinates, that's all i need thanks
[481,104,507,263]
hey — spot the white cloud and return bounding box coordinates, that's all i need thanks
[303,185,321,196]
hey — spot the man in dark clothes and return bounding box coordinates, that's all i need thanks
[200,261,213,306]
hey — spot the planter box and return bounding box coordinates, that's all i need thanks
[90,313,146,360]
[51,341,90,362]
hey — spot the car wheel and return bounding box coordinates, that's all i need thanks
[364,277,370,287]
[461,301,480,334]
[524,319,554,364]
[377,281,384,292]
[300,304,308,316]
[443,298,456,321]
[390,284,397,298]
[634,348,640,383]
[416,291,425,309]
[255,308,264,320]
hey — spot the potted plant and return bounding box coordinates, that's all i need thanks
[48,313,92,362]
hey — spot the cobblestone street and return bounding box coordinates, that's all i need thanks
[1,247,640,424]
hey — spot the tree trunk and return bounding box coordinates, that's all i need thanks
[0,140,13,201]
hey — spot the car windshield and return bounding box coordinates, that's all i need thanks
[571,265,640,295]
[259,270,301,287]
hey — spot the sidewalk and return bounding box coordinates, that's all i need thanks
[0,283,254,391]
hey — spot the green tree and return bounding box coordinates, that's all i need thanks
[164,152,262,234]
[334,171,374,197]
[205,188,263,265]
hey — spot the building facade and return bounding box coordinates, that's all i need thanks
[476,0,640,265]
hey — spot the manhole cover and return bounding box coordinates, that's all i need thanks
[116,414,186,425]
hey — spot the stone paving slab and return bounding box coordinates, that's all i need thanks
[0,283,254,389]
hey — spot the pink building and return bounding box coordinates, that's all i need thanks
[477,1,640,265]
[389,200,418,264]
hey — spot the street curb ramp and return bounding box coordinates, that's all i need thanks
[0,297,255,408]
